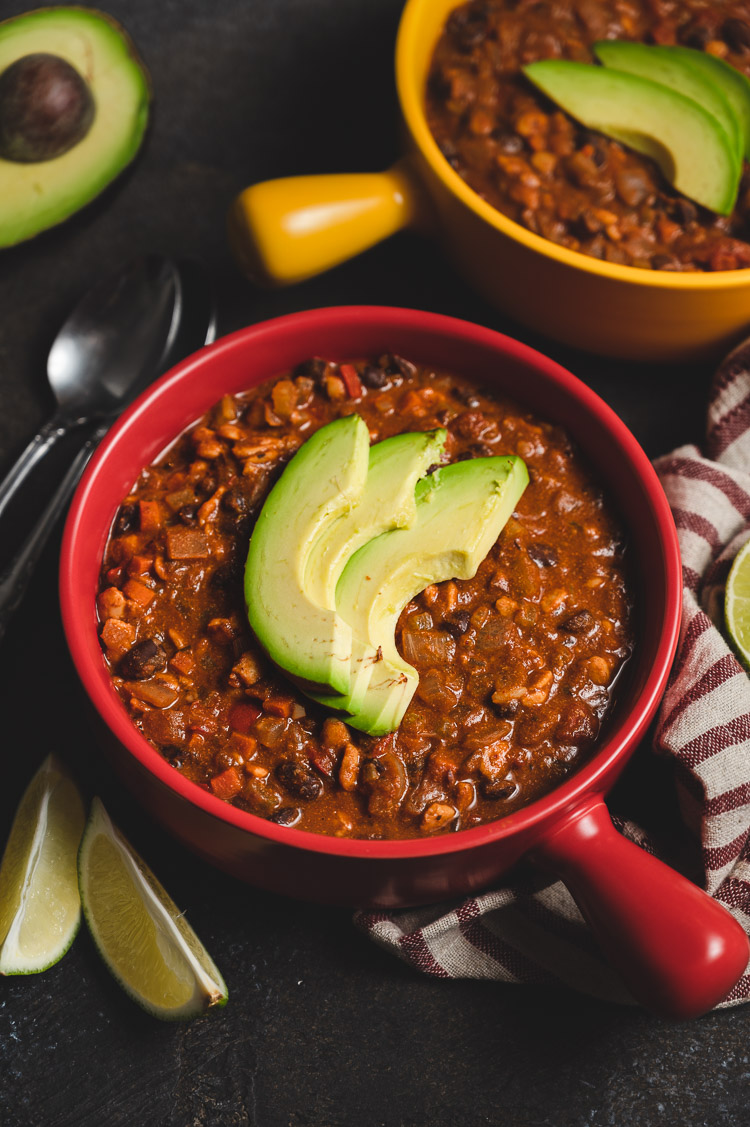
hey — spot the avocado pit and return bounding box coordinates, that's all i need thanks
[0,52,95,162]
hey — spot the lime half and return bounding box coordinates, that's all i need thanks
[725,537,750,667]
[0,755,85,975]
[78,799,228,1020]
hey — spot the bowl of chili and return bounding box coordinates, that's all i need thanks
[228,0,750,363]
[60,306,749,1018]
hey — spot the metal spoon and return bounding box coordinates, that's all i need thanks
[0,256,217,637]
[0,255,181,522]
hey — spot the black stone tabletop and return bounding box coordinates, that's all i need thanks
[1,1,748,1125]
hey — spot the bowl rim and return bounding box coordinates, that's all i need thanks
[396,0,750,291]
[60,305,682,861]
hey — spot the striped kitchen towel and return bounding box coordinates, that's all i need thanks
[356,341,750,1009]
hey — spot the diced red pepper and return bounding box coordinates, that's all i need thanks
[228,701,261,733]
[339,363,363,399]
[105,565,125,586]
[308,743,336,778]
[210,766,242,800]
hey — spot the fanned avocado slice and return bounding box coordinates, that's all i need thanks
[305,427,447,713]
[245,414,370,696]
[0,7,150,247]
[331,455,529,736]
[594,40,743,166]
[523,60,739,214]
[660,45,750,161]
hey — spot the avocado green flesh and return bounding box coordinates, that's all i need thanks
[593,40,743,166]
[329,455,529,736]
[0,7,150,247]
[305,427,447,713]
[662,46,750,161]
[245,414,370,696]
[523,60,738,214]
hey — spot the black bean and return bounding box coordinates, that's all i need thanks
[447,3,489,51]
[268,806,301,826]
[559,609,595,634]
[293,357,327,381]
[481,773,519,800]
[527,543,558,567]
[276,760,323,801]
[119,638,167,680]
[492,698,520,719]
[178,503,199,525]
[670,198,698,225]
[724,18,750,51]
[570,211,604,240]
[495,131,523,154]
[222,487,251,515]
[361,365,389,389]
[446,610,471,638]
[114,503,138,535]
[680,22,711,49]
[452,386,482,408]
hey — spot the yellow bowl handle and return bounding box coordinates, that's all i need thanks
[227,160,426,285]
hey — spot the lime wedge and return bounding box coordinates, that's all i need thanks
[725,538,750,667]
[0,755,85,975]
[78,799,228,1020]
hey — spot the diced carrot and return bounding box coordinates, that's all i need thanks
[166,526,209,559]
[210,765,242,800]
[228,732,257,759]
[264,697,293,718]
[228,701,261,733]
[127,555,153,577]
[339,363,363,399]
[139,500,163,533]
[123,578,156,607]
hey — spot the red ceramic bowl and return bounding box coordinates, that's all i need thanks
[60,307,749,1017]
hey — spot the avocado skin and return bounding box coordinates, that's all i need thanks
[523,59,739,215]
[0,8,151,246]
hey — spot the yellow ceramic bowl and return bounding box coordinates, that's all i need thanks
[228,0,750,362]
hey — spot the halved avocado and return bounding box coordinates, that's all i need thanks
[0,7,150,247]
[593,40,744,166]
[523,60,739,214]
[331,455,529,736]
[245,414,370,696]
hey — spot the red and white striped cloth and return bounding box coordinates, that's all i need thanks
[356,343,750,1009]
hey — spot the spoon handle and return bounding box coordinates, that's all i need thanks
[0,420,106,639]
[0,414,83,522]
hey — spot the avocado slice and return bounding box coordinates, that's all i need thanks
[0,7,150,247]
[660,46,750,161]
[330,455,529,736]
[245,414,370,696]
[523,60,739,214]
[305,427,447,713]
[593,40,743,166]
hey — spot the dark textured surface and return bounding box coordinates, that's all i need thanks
[0,1,748,1125]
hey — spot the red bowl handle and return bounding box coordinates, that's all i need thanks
[534,797,749,1018]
